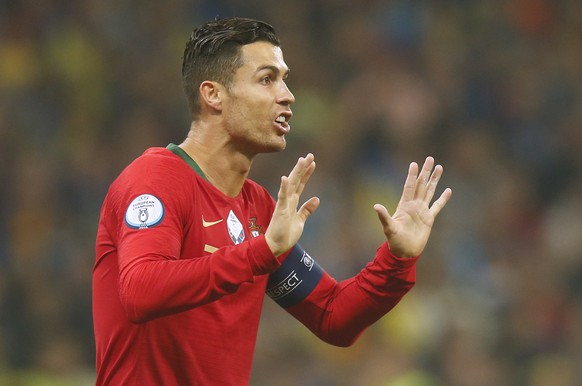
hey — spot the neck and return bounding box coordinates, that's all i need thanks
[178,121,253,198]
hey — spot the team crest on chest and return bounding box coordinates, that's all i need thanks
[227,210,245,245]
[248,217,264,238]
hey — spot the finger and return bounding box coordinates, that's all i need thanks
[373,203,396,236]
[287,154,314,193]
[279,155,307,206]
[428,188,452,218]
[276,154,316,212]
[415,156,435,198]
[401,162,419,201]
[424,164,443,203]
[275,175,290,208]
[295,161,316,198]
[286,156,305,189]
[298,196,320,222]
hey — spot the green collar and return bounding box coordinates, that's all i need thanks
[166,143,208,181]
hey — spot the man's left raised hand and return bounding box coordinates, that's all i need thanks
[373,156,452,258]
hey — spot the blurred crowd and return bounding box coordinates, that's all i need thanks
[1,0,581,385]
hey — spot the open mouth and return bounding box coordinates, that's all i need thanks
[274,113,291,133]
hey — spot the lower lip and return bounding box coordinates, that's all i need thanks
[274,121,290,134]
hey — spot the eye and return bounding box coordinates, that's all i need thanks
[260,75,273,85]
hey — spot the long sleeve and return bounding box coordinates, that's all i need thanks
[281,242,417,347]
[117,233,279,323]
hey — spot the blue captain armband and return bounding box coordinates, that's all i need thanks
[266,244,324,308]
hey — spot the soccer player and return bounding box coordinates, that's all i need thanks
[92,17,452,385]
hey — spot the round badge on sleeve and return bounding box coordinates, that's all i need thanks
[125,194,164,229]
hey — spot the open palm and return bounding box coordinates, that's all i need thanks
[265,154,320,257]
[374,157,452,258]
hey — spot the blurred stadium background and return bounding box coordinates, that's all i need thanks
[1,1,581,385]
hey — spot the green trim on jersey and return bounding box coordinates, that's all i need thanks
[166,143,208,181]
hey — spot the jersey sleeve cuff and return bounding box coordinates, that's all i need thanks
[378,242,419,269]
[247,235,281,275]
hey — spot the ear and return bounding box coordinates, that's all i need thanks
[199,81,223,112]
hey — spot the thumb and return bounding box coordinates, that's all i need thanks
[373,204,395,236]
[298,197,320,222]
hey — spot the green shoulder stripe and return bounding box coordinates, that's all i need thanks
[166,143,208,181]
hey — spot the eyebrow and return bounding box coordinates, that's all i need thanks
[255,65,290,77]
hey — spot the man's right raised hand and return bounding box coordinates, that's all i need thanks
[265,153,320,257]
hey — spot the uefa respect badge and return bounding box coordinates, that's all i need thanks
[125,194,164,229]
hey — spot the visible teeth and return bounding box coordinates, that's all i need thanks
[276,116,285,123]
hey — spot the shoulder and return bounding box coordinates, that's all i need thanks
[112,147,199,188]
[122,147,188,177]
[106,147,197,210]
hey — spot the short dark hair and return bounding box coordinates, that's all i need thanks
[182,17,280,119]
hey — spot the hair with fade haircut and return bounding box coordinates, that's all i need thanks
[182,17,280,119]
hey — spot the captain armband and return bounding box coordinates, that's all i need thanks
[266,244,324,308]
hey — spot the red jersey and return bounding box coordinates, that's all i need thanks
[93,145,418,385]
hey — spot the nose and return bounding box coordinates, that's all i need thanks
[278,81,295,105]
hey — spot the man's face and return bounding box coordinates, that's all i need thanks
[221,41,295,155]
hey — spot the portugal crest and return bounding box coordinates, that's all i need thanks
[248,217,264,238]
